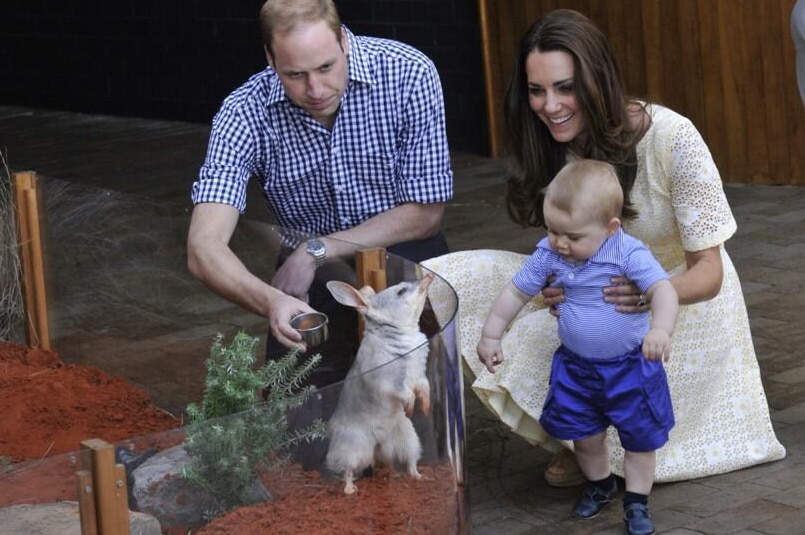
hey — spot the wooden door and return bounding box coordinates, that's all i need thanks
[479,0,805,185]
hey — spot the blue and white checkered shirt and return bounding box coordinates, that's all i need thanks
[191,26,453,237]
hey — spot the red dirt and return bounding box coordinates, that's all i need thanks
[194,463,461,535]
[0,342,464,534]
[0,341,181,462]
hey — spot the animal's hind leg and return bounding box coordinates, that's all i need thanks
[343,469,357,494]
[397,418,423,479]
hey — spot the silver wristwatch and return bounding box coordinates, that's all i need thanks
[306,238,326,268]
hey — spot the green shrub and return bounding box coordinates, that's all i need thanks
[182,331,325,510]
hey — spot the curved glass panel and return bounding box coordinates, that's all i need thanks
[0,176,467,534]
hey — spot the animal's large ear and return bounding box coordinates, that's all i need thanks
[326,281,369,311]
[358,286,376,299]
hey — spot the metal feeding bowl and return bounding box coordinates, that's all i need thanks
[290,312,329,348]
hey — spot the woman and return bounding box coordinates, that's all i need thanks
[422,9,785,484]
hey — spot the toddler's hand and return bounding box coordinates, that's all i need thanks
[477,336,504,374]
[642,328,671,362]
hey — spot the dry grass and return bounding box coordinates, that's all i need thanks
[0,149,23,341]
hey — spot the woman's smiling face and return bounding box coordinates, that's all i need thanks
[525,49,586,144]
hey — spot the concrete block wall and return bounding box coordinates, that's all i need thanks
[0,0,488,155]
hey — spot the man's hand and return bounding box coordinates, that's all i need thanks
[268,292,317,350]
[271,245,317,301]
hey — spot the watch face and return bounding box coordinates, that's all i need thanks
[307,239,326,266]
[308,239,325,255]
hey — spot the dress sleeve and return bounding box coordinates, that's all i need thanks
[665,114,737,251]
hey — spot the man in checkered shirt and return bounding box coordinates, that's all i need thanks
[187,0,453,383]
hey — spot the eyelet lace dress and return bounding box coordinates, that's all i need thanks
[422,104,786,481]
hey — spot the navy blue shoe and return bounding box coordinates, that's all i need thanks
[623,502,655,535]
[572,481,618,519]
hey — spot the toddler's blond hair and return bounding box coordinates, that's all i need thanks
[543,159,623,226]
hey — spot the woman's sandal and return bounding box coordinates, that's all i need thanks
[544,448,586,487]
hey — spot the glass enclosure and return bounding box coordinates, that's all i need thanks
[0,176,467,534]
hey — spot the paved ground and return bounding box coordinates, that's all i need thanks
[3,105,805,534]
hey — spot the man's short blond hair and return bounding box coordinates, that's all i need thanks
[259,0,342,57]
[543,159,624,226]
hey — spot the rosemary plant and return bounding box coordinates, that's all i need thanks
[183,331,325,510]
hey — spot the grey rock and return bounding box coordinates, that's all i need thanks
[131,444,271,528]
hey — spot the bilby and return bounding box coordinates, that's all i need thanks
[324,273,433,494]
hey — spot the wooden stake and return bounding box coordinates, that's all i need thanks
[24,187,50,347]
[355,247,387,291]
[78,439,131,535]
[12,171,51,350]
[369,267,387,292]
[355,248,387,338]
[76,470,99,535]
[12,173,34,344]
[114,465,131,535]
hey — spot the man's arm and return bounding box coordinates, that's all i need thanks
[271,202,444,298]
[186,202,315,349]
[326,202,444,256]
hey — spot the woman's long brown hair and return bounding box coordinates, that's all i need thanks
[503,9,644,228]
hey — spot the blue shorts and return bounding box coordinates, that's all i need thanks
[538,345,674,452]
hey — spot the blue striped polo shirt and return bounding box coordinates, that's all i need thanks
[191,26,453,236]
[512,228,670,359]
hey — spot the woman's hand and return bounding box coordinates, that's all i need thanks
[603,276,649,313]
[541,275,564,317]
[604,246,724,311]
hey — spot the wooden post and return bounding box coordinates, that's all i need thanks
[355,247,387,291]
[355,248,387,338]
[477,0,501,157]
[113,465,131,535]
[77,439,131,535]
[76,470,99,535]
[12,171,51,350]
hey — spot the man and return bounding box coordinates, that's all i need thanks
[187,0,453,382]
